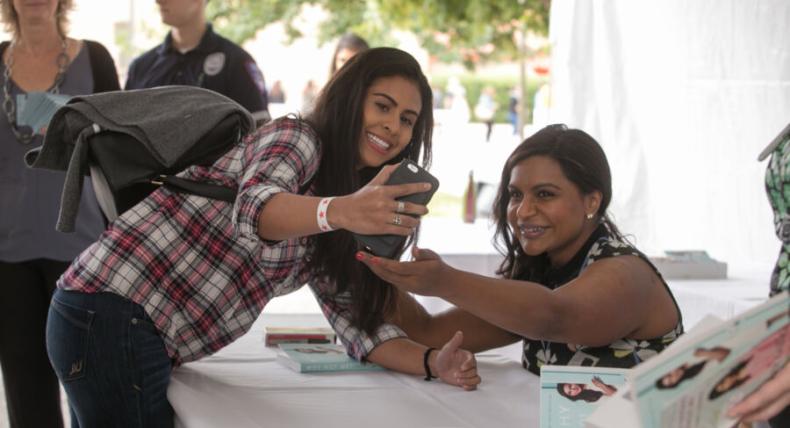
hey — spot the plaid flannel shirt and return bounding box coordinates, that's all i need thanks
[58,117,406,365]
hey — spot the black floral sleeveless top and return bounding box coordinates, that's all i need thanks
[520,224,684,375]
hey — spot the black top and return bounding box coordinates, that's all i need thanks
[519,223,684,375]
[125,24,268,115]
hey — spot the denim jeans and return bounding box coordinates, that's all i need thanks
[46,290,174,428]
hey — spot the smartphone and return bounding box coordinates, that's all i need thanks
[353,160,440,258]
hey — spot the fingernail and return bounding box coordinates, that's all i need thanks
[424,183,432,190]
[371,257,379,265]
[355,252,364,261]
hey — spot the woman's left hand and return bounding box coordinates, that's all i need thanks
[728,361,790,422]
[357,246,450,297]
[434,331,480,391]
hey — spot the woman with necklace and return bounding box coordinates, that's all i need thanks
[0,1,119,427]
[361,124,684,374]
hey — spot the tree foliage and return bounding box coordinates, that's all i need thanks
[207,0,550,67]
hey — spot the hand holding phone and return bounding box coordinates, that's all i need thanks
[353,160,439,258]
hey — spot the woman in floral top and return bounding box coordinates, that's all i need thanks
[45,48,479,427]
[363,124,684,375]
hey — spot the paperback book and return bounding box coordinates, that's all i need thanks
[540,365,629,428]
[263,326,336,347]
[277,343,384,373]
[585,291,789,428]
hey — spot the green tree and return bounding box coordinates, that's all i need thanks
[208,0,549,64]
[207,0,550,134]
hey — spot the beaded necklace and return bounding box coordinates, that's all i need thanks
[2,38,69,144]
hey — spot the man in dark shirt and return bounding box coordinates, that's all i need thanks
[126,0,269,122]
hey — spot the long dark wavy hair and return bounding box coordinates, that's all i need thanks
[493,124,624,280]
[655,361,708,389]
[708,359,750,400]
[556,383,605,403]
[304,47,433,335]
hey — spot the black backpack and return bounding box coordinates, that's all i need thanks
[25,86,256,231]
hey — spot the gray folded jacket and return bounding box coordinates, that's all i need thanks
[25,85,254,232]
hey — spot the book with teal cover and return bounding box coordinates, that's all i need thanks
[630,291,789,428]
[540,365,629,428]
[277,343,385,373]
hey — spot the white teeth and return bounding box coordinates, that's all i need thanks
[368,133,390,150]
[520,226,545,234]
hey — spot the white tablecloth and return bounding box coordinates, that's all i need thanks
[169,313,538,428]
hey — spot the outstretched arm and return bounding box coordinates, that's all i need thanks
[257,163,431,240]
[693,346,731,362]
[361,246,678,348]
[591,376,618,396]
[390,290,520,353]
[367,332,480,390]
[310,280,478,391]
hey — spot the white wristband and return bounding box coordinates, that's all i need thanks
[316,197,335,232]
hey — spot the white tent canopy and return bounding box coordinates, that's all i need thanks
[548,0,790,277]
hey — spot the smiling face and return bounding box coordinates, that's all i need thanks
[562,383,584,397]
[357,75,422,169]
[507,155,601,267]
[660,366,686,387]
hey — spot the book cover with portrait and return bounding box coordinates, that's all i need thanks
[631,291,789,428]
[540,365,629,428]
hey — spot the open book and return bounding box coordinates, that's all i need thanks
[585,291,789,428]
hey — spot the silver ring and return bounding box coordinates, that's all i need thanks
[396,201,405,213]
[393,214,402,225]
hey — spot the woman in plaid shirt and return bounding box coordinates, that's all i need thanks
[45,47,479,427]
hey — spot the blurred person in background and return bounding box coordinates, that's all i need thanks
[301,78,317,112]
[126,0,270,123]
[268,79,285,103]
[0,0,119,427]
[329,32,368,77]
[474,86,496,142]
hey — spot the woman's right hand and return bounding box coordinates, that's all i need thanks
[434,331,480,391]
[358,246,451,297]
[329,164,432,236]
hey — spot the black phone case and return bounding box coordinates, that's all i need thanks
[353,160,440,258]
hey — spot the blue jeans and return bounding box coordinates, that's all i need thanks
[46,290,174,428]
